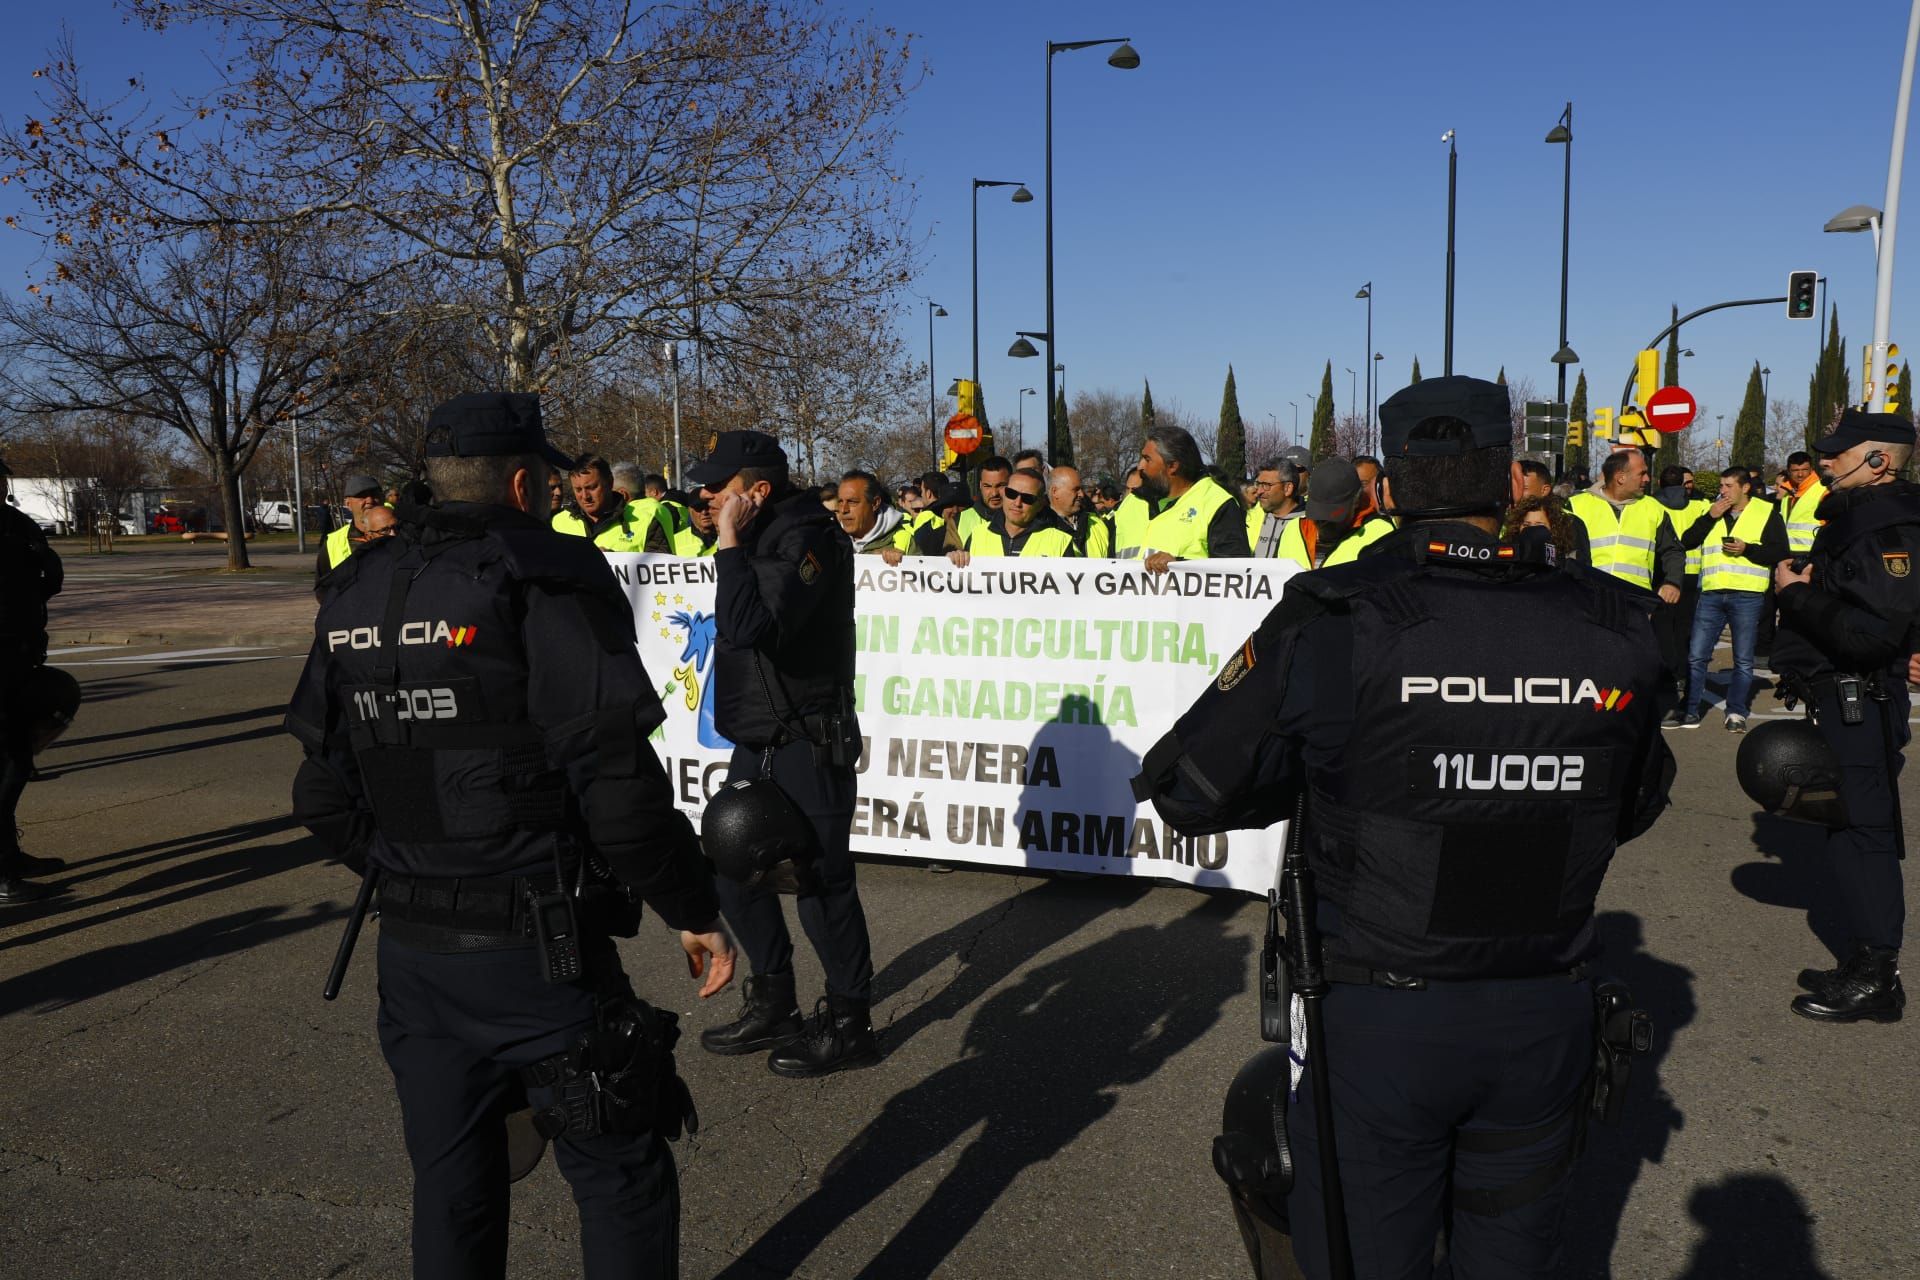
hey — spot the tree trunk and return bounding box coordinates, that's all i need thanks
[214,451,251,571]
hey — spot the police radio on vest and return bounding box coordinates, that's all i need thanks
[1400,675,1636,710]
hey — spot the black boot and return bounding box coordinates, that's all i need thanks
[0,875,58,904]
[767,995,880,1079]
[1796,945,1855,994]
[700,973,803,1056]
[1791,947,1904,1023]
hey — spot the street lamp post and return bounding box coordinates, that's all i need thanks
[290,411,306,556]
[1372,353,1385,452]
[928,302,948,467]
[1046,36,1140,464]
[1019,387,1037,451]
[1289,400,1299,440]
[1442,129,1458,375]
[972,179,1033,397]
[666,342,683,484]
[1344,368,1357,430]
[1546,104,1578,409]
[1355,284,1373,446]
[1762,366,1772,416]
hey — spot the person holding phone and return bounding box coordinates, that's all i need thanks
[1674,466,1789,731]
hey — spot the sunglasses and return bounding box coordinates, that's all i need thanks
[1003,489,1043,505]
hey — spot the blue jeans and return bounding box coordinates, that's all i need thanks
[1687,589,1767,717]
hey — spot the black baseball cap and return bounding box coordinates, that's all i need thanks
[1812,408,1918,455]
[341,473,384,499]
[424,393,574,470]
[1305,457,1362,520]
[1379,376,1511,457]
[685,430,788,489]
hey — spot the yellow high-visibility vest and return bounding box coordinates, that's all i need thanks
[552,499,674,551]
[1274,515,1395,571]
[1140,477,1235,560]
[324,522,354,569]
[1111,493,1157,559]
[1659,497,1713,577]
[672,526,716,557]
[964,521,1078,557]
[1784,478,1828,553]
[1699,498,1776,593]
[1568,492,1666,589]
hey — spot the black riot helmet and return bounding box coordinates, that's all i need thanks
[700,777,817,894]
[1737,718,1848,827]
[1213,1046,1306,1278]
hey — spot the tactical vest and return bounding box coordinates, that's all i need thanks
[1698,498,1775,593]
[313,515,642,880]
[1567,492,1665,589]
[672,525,716,557]
[1306,565,1662,978]
[1274,515,1395,571]
[1112,493,1156,559]
[1658,497,1712,577]
[1785,478,1828,553]
[966,521,1077,557]
[1141,476,1235,559]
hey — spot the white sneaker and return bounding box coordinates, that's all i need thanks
[1726,714,1748,733]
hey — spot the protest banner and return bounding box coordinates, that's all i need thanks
[613,554,1298,895]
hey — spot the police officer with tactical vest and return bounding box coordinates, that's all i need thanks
[1135,376,1673,1280]
[1771,410,1920,1023]
[691,430,880,1076]
[285,392,735,1278]
[1136,425,1249,571]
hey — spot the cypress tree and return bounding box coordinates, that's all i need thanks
[1900,363,1914,422]
[1410,356,1422,384]
[1216,365,1247,479]
[1052,387,1073,466]
[1656,303,1682,474]
[1730,361,1767,469]
[1565,369,1589,481]
[1309,360,1335,460]
[1808,304,1849,447]
[1141,379,1157,429]
[1496,366,1507,385]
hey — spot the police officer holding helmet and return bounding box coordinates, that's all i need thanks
[691,430,879,1077]
[1770,408,1920,1023]
[1136,376,1673,1279]
[285,392,734,1277]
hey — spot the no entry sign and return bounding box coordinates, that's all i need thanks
[1644,385,1698,432]
[945,412,983,455]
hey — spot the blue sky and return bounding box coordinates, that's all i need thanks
[0,1,1909,454]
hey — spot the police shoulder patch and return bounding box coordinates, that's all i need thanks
[1885,551,1910,578]
[1216,638,1257,691]
[798,551,821,585]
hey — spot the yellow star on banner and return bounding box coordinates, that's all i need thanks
[673,594,685,604]
[651,611,661,622]
[659,627,672,639]
[654,592,667,605]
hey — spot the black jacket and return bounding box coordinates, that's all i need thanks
[1774,479,1920,682]
[284,500,716,930]
[712,488,856,747]
[0,502,63,670]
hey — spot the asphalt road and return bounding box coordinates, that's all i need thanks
[1,642,1917,1279]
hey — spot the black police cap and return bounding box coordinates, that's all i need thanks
[1378,376,1512,457]
[424,393,575,471]
[685,429,788,489]
[1812,407,1918,456]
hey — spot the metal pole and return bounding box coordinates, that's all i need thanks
[1365,291,1375,448]
[1045,43,1057,465]
[1618,296,1788,412]
[1018,390,1026,448]
[668,343,683,483]
[1444,133,1457,376]
[928,302,940,466]
[1557,104,1573,408]
[1871,0,1920,412]
[291,412,306,555]
[972,183,981,389]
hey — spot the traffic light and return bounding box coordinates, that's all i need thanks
[1592,407,1613,439]
[1635,349,1660,406]
[1788,271,1818,320]
[1567,420,1585,448]
[1887,343,1903,415]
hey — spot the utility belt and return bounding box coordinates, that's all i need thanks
[1784,670,1899,723]
[379,859,642,964]
[519,994,698,1145]
[1320,960,1590,991]
[752,709,861,770]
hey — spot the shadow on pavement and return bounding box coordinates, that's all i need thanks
[0,897,346,1020]
[54,704,284,750]
[870,876,1150,1054]
[1561,910,1698,1278]
[1674,1172,1833,1279]
[1735,813,1850,965]
[37,722,287,777]
[719,893,1249,1280]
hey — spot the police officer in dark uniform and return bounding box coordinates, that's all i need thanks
[690,430,878,1077]
[1135,377,1674,1279]
[0,456,70,903]
[285,392,735,1278]
[1772,409,1920,1023]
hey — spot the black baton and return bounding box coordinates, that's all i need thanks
[323,865,381,1001]
[1280,791,1355,1280]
